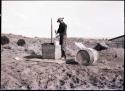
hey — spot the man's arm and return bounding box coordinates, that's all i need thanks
[57,24,61,34]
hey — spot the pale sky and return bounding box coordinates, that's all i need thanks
[2,1,124,38]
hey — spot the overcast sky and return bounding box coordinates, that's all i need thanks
[2,1,124,38]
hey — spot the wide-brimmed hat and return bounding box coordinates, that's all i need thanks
[57,17,64,22]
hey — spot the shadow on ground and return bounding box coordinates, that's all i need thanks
[24,54,43,59]
[66,59,78,65]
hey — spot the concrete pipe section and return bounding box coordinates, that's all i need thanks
[75,48,98,66]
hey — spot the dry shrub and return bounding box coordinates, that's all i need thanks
[94,43,108,51]
[17,39,26,46]
[1,36,10,45]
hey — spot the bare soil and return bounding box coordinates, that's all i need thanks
[1,33,124,90]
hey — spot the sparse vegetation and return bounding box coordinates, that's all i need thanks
[1,36,10,45]
[17,39,26,46]
[1,34,124,90]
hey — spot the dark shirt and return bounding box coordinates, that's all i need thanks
[57,22,67,35]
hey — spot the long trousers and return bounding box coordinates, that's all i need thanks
[59,34,67,58]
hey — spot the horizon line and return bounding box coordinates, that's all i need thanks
[2,32,120,39]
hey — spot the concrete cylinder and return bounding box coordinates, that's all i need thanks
[75,48,98,66]
[55,41,61,59]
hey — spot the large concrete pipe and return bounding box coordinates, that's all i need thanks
[75,42,98,66]
[75,48,98,66]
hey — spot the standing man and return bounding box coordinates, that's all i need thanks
[56,17,67,60]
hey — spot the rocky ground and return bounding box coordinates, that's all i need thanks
[1,33,124,90]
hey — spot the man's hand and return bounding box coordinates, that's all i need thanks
[56,34,59,38]
[55,30,57,34]
[55,30,59,38]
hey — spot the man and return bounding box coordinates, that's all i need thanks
[56,17,67,59]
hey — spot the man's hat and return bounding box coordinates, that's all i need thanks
[57,17,64,22]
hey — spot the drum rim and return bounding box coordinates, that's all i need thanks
[75,49,94,66]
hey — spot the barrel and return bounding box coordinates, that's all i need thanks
[75,48,98,66]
